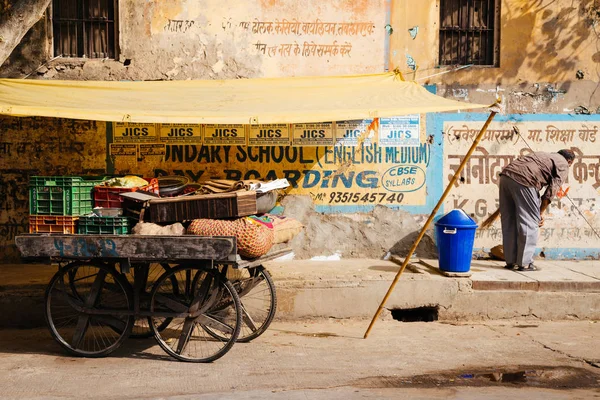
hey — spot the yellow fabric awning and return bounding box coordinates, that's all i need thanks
[0,72,489,124]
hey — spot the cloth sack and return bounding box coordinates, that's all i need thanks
[271,217,304,244]
[102,175,148,188]
[490,244,505,261]
[247,215,274,229]
[199,179,260,194]
[132,222,185,235]
[256,190,278,214]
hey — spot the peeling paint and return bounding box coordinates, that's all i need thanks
[546,85,567,101]
[406,54,416,70]
[452,88,469,101]
[211,59,225,73]
[408,25,418,39]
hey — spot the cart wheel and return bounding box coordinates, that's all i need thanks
[150,266,241,362]
[206,266,277,342]
[44,261,134,358]
[129,263,177,339]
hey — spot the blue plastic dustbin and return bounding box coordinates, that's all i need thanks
[434,209,478,273]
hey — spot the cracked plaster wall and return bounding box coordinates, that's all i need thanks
[389,0,600,114]
[2,0,385,80]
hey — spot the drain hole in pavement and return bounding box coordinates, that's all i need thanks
[391,306,439,322]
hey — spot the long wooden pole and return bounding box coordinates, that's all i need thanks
[363,111,497,339]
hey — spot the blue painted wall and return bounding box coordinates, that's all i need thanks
[430,112,600,260]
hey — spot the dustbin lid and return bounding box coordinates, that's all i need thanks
[435,209,478,228]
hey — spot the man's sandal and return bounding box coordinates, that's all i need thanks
[504,264,516,270]
[517,264,539,271]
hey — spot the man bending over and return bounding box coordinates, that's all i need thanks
[498,149,575,271]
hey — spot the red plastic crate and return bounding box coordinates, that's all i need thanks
[94,178,160,209]
[29,215,78,234]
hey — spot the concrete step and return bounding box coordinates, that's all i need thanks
[419,259,600,292]
[266,258,600,321]
[0,258,599,328]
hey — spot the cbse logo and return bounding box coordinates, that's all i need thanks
[382,165,426,192]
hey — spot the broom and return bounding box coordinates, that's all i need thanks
[480,208,500,230]
[481,186,571,230]
[481,208,504,261]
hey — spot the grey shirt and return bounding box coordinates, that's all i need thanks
[501,152,569,201]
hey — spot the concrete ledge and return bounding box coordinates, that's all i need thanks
[0,289,46,329]
[420,259,600,292]
[0,258,599,328]
[443,291,600,320]
[267,259,600,321]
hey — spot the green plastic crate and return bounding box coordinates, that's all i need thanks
[29,176,106,216]
[77,215,133,235]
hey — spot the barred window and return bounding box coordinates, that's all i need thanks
[53,0,118,58]
[439,0,499,66]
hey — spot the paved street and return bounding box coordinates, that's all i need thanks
[0,319,598,399]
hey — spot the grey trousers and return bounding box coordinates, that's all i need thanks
[498,175,540,267]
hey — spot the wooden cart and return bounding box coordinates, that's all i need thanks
[15,234,290,362]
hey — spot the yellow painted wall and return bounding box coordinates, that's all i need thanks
[388,0,600,86]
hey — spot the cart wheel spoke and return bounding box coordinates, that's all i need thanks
[176,319,195,354]
[127,263,176,339]
[45,261,134,358]
[91,315,128,332]
[154,293,189,313]
[240,304,258,332]
[85,269,107,306]
[197,284,231,315]
[237,274,265,298]
[150,265,241,362]
[187,272,218,317]
[205,266,277,343]
[53,289,85,311]
[71,315,90,349]
[195,281,221,315]
[198,315,235,335]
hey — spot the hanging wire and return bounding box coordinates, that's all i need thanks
[415,64,474,82]
[22,56,63,79]
[513,126,600,240]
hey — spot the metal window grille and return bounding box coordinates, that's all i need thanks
[439,0,498,66]
[53,0,117,58]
